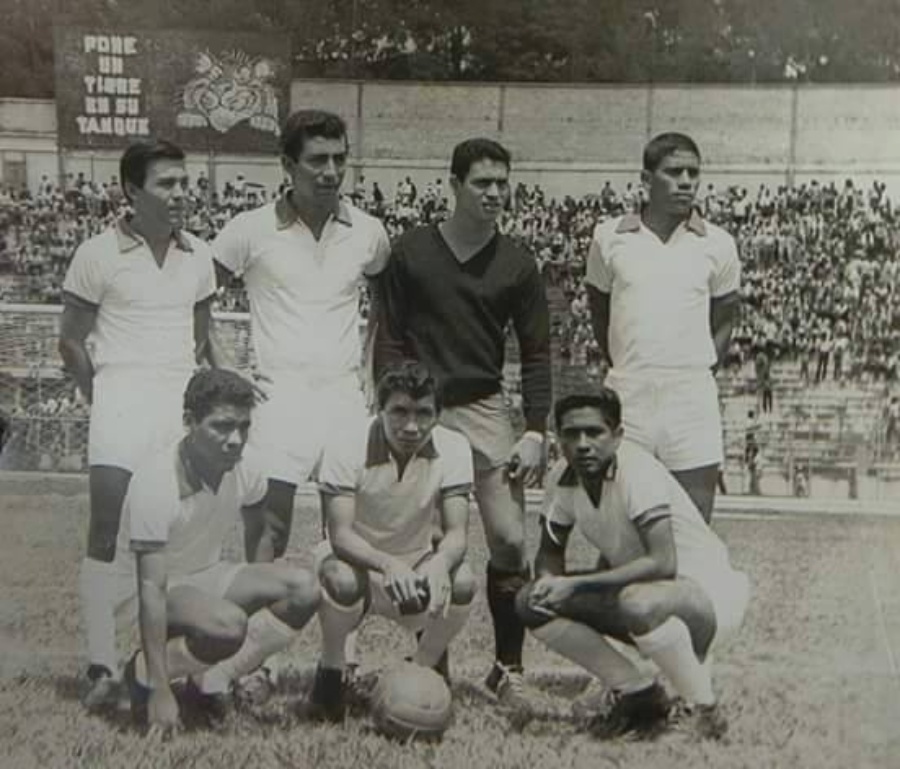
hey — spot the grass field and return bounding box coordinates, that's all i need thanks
[1,475,899,769]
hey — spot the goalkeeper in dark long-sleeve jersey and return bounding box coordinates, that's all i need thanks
[374,138,551,708]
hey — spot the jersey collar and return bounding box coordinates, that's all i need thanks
[615,209,707,237]
[364,418,438,468]
[116,216,194,254]
[274,191,353,231]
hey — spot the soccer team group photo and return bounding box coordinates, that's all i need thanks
[1,4,899,769]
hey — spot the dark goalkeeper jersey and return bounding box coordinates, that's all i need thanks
[374,224,551,433]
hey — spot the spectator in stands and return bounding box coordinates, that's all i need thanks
[755,348,774,415]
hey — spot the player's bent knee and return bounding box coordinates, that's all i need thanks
[319,557,366,606]
[617,584,665,634]
[450,562,476,605]
[514,583,552,629]
[284,567,321,609]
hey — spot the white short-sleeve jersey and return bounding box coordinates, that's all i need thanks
[318,420,473,559]
[118,443,267,576]
[212,196,390,378]
[62,221,216,372]
[544,442,731,584]
[585,212,740,373]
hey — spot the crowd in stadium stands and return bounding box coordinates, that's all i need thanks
[2,171,899,390]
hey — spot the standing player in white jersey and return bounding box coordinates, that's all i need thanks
[517,390,750,739]
[58,140,221,709]
[118,369,320,731]
[586,133,741,522]
[212,110,391,560]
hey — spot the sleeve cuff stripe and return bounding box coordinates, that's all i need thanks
[441,483,473,498]
[319,482,356,496]
[634,504,672,527]
[62,290,100,310]
[130,539,166,551]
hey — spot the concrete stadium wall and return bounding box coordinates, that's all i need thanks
[3,82,900,196]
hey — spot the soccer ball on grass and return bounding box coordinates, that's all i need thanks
[370,661,452,740]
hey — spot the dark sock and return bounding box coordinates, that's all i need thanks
[486,562,530,669]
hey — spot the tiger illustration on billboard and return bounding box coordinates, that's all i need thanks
[176,49,280,135]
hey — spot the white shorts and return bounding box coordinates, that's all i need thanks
[250,372,370,486]
[691,568,751,651]
[440,392,516,473]
[606,368,723,471]
[314,540,438,633]
[90,367,191,471]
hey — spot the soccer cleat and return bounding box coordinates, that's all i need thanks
[82,664,119,712]
[123,652,151,726]
[485,662,530,713]
[669,700,729,741]
[587,681,671,739]
[234,666,275,709]
[183,677,235,727]
[571,678,612,722]
[307,664,346,722]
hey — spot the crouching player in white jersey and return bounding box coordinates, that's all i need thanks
[309,361,476,720]
[118,369,320,731]
[58,139,223,709]
[517,390,750,740]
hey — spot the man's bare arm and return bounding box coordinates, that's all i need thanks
[135,548,170,690]
[534,516,572,577]
[58,293,98,403]
[710,291,741,369]
[586,285,612,366]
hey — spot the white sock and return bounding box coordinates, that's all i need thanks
[80,558,121,677]
[632,617,715,705]
[200,609,297,694]
[318,591,365,670]
[412,603,471,669]
[532,618,652,692]
[134,637,209,686]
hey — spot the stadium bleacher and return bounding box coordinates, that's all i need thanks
[1,175,898,493]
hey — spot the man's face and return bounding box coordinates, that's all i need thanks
[451,158,510,224]
[380,392,439,458]
[128,159,188,231]
[558,406,622,478]
[642,149,701,218]
[282,135,348,208]
[185,403,251,474]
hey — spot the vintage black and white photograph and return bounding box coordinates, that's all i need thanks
[0,1,898,767]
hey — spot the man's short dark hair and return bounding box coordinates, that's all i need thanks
[376,361,442,412]
[280,110,348,161]
[119,140,185,201]
[450,138,511,181]
[183,369,256,422]
[643,132,701,172]
[554,388,622,431]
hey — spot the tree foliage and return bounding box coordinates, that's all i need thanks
[1,0,898,97]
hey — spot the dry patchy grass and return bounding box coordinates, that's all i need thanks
[1,479,899,769]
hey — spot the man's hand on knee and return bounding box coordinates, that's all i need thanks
[515,580,557,629]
